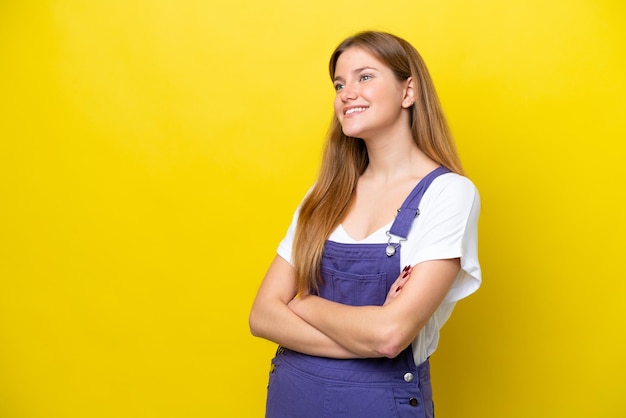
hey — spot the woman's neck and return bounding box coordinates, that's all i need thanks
[362,135,437,182]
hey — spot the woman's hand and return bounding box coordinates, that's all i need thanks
[289,265,413,311]
[280,259,460,358]
[383,265,412,306]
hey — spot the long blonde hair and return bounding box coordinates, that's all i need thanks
[293,31,463,294]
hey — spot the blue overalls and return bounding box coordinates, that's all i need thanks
[266,167,450,418]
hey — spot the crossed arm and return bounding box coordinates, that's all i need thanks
[249,254,460,359]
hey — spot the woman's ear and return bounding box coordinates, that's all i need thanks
[402,77,415,108]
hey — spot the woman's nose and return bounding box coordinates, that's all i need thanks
[339,83,357,101]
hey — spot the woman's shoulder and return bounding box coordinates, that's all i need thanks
[415,172,481,218]
[429,172,479,199]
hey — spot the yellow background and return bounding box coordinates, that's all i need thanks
[1,1,625,417]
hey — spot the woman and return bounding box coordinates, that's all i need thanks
[249,30,481,418]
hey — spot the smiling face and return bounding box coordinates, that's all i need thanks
[333,47,414,141]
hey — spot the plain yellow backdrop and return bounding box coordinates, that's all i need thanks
[1,1,625,417]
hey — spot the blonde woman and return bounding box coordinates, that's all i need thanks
[250,31,481,418]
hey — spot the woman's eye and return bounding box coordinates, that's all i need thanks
[360,74,372,82]
[334,83,344,92]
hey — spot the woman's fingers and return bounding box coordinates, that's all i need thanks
[395,266,412,291]
[384,265,413,305]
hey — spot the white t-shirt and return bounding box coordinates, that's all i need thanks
[277,172,482,364]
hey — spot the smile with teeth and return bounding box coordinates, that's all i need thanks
[344,107,368,115]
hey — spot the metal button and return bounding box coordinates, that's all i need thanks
[403,372,414,382]
[409,397,419,407]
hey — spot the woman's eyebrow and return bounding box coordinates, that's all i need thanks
[354,66,378,73]
[333,66,379,82]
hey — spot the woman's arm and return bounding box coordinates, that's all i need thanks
[288,258,460,358]
[249,255,360,358]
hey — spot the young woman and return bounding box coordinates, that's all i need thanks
[249,30,481,418]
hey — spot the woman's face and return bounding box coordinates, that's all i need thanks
[333,47,412,141]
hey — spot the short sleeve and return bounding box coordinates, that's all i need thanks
[402,174,481,302]
[276,207,299,266]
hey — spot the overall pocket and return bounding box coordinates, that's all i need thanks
[319,267,387,306]
[324,384,397,417]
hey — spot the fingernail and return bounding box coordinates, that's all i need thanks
[396,286,402,292]
[402,272,409,278]
[402,265,410,272]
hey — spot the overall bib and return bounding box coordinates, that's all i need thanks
[266,167,450,418]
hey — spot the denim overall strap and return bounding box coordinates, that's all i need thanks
[388,166,451,239]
